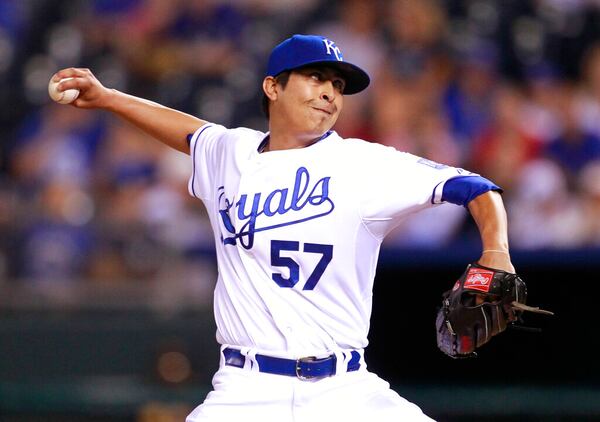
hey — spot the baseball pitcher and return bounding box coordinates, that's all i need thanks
[50,34,549,422]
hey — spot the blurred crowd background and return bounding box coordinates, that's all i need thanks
[2,1,600,420]
[1,0,600,293]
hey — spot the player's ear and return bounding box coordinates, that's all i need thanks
[263,76,278,102]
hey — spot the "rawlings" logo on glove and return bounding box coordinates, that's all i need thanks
[463,268,494,293]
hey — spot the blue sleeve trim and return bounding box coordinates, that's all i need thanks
[441,175,502,207]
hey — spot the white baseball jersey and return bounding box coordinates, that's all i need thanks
[188,123,473,357]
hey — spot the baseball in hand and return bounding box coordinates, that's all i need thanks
[48,77,79,104]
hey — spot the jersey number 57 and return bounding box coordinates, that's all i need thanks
[270,240,333,290]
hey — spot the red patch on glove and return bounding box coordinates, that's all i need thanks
[464,268,494,293]
[460,335,473,352]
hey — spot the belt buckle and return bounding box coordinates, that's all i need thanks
[295,356,317,380]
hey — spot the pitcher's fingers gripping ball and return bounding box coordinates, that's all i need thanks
[49,68,111,110]
[436,262,554,358]
[48,77,80,104]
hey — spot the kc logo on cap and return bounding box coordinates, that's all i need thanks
[322,39,343,61]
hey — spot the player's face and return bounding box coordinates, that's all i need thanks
[274,66,345,140]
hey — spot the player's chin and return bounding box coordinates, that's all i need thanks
[311,114,337,133]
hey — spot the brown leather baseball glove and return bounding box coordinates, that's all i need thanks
[436,262,553,358]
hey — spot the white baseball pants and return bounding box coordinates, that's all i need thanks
[186,353,435,421]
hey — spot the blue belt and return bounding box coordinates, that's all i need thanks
[223,347,361,380]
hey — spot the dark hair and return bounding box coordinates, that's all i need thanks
[261,71,291,119]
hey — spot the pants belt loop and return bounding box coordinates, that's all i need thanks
[333,349,348,375]
[347,350,363,372]
[244,347,259,372]
[335,349,364,374]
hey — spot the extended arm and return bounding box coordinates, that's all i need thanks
[51,68,205,154]
[467,190,515,273]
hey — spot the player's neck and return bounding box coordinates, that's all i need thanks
[266,125,325,152]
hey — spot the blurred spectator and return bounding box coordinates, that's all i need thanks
[383,0,451,89]
[9,105,105,188]
[371,79,461,167]
[0,1,26,79]
[577,43,600,138]
[544,83,600,181]
[371,78,425,152]
[412,107,461,166]
[508,159,587,249]
[443,39,499,152]
[578,160,600,246]
[520,61,564,143]
[19,179,94,282]
[90,120,167,282]
[470,84,543,191]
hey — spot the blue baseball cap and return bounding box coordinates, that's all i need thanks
[266,34,370,95]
